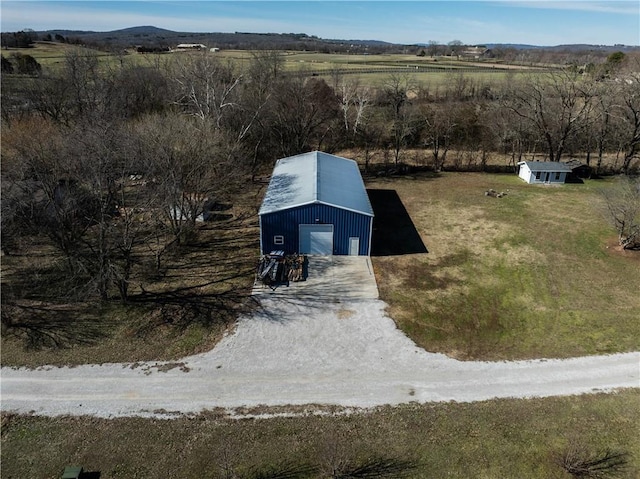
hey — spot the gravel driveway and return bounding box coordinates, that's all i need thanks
[2,296,638,418]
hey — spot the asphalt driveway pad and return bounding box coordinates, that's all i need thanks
[252,255,379,300]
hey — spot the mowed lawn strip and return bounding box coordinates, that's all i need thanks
[2,391,638,479]
[369,173,640,360]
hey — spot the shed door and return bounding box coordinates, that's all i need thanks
[299,224,333,255]
[349,237,360,256]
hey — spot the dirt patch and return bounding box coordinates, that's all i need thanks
[337,309,355,319]
[603,237,640,264]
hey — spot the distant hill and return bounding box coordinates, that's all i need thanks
[485,43,638,52]
[109,26,176,35]
[484,44,544,50]
[42,25,197,37]
[27,26,401,53]
[7,25,638,54]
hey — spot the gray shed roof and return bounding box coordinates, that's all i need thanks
[518,161,573,172]
[259,151,374,216]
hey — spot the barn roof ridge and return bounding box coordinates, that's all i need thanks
[258,151,373,217]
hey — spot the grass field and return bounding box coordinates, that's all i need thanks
[2,42,533,89]
[366,171,640,360]
[2,157,637,478]
[2,160,638,366]
[2,390,637,478]
[1,41,178,71]
[1,41,115,68]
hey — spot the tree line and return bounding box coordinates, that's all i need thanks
[1,48,639,305]
[3,49,639,171]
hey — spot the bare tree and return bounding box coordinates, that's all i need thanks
[170,52,243,127]
[133,113,242,245]
[338,77,372,148]
[589,81,616,175]
[248,49,284,86]
[355,113,384,173]
[447,39,464,57]
[501,70,595,163]
[418,102,457,172]
[108,64,170,118]
[62,48,104,121]
[24,74,74,125]
[1,113,172,302]
[2,119,92,263]
[379,73,418,166]
[269,75,341,157]
[613,72,640,174]
[427,40,440,57]
[487,100,530,171]
[600,177,640,249]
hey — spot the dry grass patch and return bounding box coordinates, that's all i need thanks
[1,196,261,367]
[2,391,638,479]
[368,173,640,360]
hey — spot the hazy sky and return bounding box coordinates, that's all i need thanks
[2,1,639,46]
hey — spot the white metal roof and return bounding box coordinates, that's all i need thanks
[259,151,374,216]
[518,161,573,172]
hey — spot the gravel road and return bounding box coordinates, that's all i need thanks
[1,298,638,418]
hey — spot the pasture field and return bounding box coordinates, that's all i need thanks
[2,390,638,478]
[1,41,115,68]
[1,41,176,70]
[2,42,533,88]
[367,171,640,360]
[257,51,543,71]
[216,50,523,86]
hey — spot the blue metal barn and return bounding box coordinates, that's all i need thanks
[259,151,374,256]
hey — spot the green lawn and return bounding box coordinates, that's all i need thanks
[2,391,637,479]
[369,173,640,360]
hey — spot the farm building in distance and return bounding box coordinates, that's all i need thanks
[174,43,208,51]
[517,161,573,184]
[259,151,373,256]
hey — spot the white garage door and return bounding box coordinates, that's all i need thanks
[299,224,334,255]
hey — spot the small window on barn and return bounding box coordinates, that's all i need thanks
[535,171,541,180]
[274,235,284,245]
[555,172,561,180]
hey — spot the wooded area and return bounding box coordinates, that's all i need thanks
[1,45,639,340]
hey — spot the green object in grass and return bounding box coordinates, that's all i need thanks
[61,466,83,479]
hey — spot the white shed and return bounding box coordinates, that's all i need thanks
[517,161,573,184]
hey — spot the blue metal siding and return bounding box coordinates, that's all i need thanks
[261,203,371,255]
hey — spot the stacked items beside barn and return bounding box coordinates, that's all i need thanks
[255,251,305,288]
